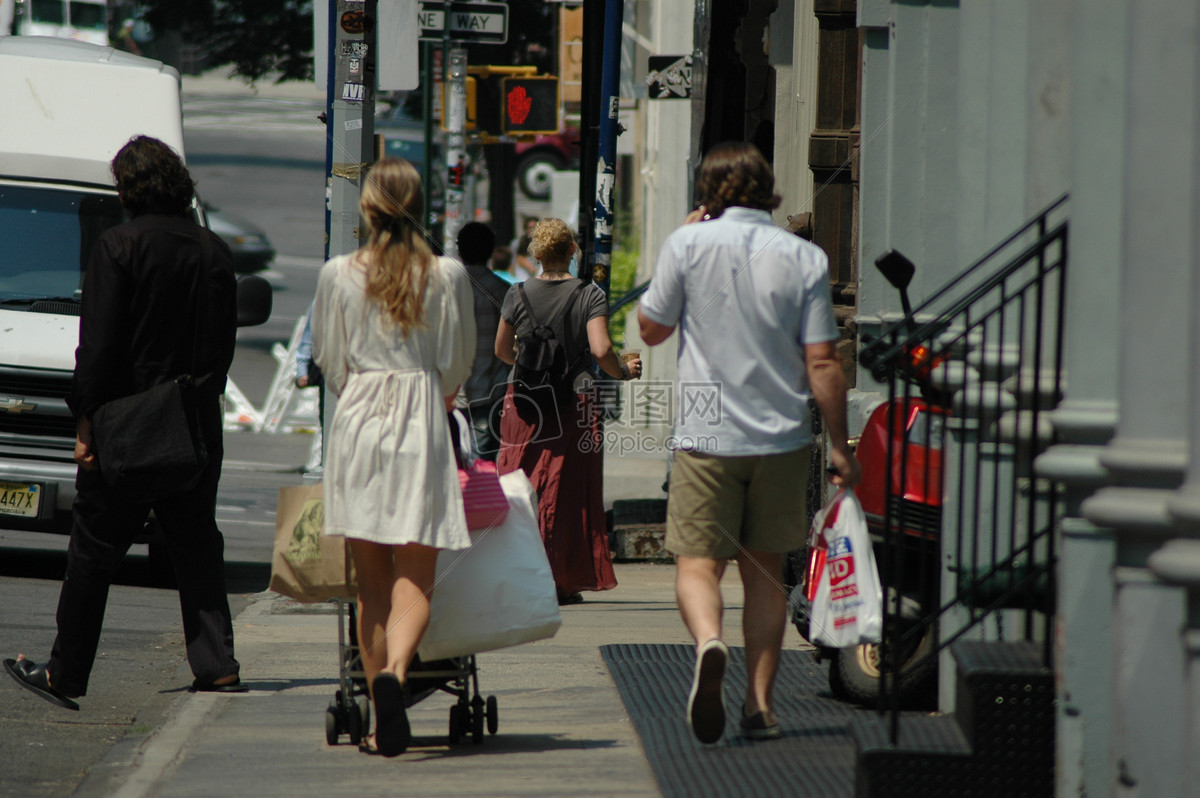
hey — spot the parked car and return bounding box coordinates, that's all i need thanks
[203,203,276,273]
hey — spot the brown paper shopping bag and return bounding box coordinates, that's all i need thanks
[269,483,357,602]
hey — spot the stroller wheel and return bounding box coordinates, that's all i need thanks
[347,699,364,745]
[357,696,372,737]
[471,696,485,744]
[448,703,464,745]
[485,695,498,735]
[325,704,340,746]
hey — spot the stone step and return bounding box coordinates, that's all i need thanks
[611,522,669,562]
[854,641,1054,798]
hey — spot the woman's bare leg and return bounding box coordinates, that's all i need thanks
[384,543,439,682]
[348,538,393,691]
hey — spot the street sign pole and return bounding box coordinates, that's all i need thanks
[326,0,376,261]
[322,0,377,468]
[418,0,508,255]
[443,46,468,257]
[421,42,435,246]
[591,0,622,298]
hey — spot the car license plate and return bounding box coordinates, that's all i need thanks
[0,482,41,518]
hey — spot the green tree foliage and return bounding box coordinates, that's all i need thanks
[203,0,315,82]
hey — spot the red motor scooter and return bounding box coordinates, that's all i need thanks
[798,250,948,708]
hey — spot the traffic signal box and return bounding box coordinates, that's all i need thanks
[453,67,559,137]
[500,77,559,134]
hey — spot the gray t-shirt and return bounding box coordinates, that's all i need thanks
[501,277,608,385]
[641,206,838,455]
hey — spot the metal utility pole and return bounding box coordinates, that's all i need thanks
[324,0,376,260]
[422,42,436,247]
[590,0,623,297]
[443,45,469,257]
[321,0,376,464]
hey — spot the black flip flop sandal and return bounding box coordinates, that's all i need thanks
[4,657,80,711]
[372,673,410,757]
[191,677,249,693]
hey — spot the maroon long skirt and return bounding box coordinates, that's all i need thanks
[496,385,617,595]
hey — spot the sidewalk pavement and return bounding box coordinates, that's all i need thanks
[181,69,326,101]
[70,439,809,798]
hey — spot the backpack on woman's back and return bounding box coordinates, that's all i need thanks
[512,280,586,407]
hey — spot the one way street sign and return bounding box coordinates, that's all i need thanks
[419,2,508,44]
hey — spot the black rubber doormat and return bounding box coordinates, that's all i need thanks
[601,643,862,798]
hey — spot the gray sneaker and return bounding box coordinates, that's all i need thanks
[739,706,782,740]
[687,639,729,744]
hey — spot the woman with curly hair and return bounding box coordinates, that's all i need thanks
[312,158,475,756]
[494,218,642,605]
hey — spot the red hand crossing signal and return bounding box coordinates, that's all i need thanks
[501,77,559,134]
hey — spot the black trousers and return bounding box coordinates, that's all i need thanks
[48,428,239,697]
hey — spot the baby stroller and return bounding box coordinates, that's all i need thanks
[324,599,499,747]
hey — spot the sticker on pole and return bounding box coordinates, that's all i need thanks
[646,55,692,99]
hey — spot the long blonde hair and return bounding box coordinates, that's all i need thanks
[359,158,433,335]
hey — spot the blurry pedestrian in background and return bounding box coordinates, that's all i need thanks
[4,136,243,710]
[494,218,641,605]
[115,19,142,55]
[510,216,539,281]
[639,141,860,744]
[295,304,322,389]
[312,157,474,757]
[490,245,517,285]
[456,221,509,460]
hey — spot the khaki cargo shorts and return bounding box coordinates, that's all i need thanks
[665,446,811,559]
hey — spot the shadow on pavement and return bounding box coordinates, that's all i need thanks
[0,546,269,594]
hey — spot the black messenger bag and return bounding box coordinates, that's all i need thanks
[90,374,210,503]
[88,230,215,503]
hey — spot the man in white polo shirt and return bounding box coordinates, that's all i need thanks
[638,141,860,745]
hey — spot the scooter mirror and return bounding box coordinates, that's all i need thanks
[875,249,915,291]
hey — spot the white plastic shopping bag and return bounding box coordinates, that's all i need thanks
[804,489,883,648]
[418,470,562,660]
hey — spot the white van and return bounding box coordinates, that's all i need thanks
[13,0,108,45]
[0,37,269,533]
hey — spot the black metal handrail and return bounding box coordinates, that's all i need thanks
[867,195,1069,742]
[608,280,650,314]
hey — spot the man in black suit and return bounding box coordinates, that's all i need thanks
[5,136,245,710]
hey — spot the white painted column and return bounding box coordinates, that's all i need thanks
[1035,2,1128,795]
[1081,2,1199,796]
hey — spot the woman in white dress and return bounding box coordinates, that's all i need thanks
[313,158,475,757]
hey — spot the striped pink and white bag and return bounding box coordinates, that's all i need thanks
[458,459,509,530]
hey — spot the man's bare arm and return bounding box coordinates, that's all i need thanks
[638,308,675,346]
[805,340,861,487]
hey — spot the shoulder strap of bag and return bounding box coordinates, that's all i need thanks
[192,230,214,388]
[558,279,587,354]
[516,281,543,330]
[517,280,586,333]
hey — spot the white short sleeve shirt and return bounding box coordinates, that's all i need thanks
[640,207,838,456]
